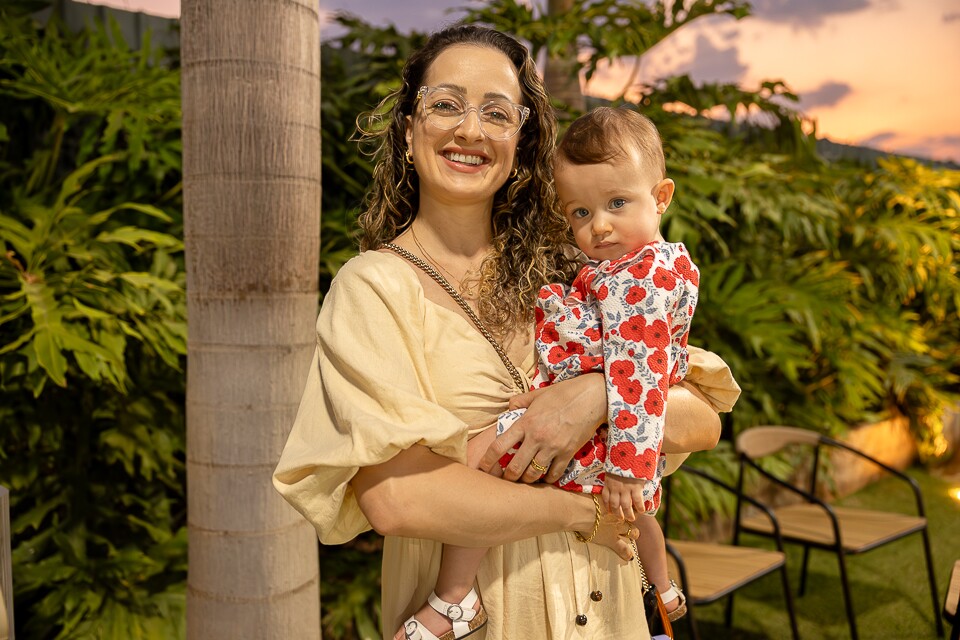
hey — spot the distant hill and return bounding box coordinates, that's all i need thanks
[815,137,959,171]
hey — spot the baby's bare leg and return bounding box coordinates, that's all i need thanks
[393,430,493,639]
[634,515,683,611]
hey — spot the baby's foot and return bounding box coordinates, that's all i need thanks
[660,582,687,621]
[394,589,486,640]
[394,600,453,640]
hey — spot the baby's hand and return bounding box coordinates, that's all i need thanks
[602,474,647,521]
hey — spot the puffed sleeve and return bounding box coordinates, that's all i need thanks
[273,252,468,544]
[685,345,742,412]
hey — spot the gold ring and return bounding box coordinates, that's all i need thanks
[624,525,636,538]
[529,459,548,474]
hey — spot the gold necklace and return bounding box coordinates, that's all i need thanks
[410,225,466,289]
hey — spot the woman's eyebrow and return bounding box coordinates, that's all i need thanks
[434,83,517,103]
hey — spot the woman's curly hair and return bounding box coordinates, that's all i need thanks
[355,25,578,337]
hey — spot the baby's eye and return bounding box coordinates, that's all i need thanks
[570,207,590,219]
[610,198,626,209]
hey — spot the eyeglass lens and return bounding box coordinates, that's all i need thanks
[419,87,527,139]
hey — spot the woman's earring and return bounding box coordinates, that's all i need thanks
[405,149,415,165]
[510,166,519,179]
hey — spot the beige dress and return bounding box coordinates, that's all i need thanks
[273,250,741,639]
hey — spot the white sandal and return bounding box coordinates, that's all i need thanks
[402,588,488,640]
[660,582,687,622]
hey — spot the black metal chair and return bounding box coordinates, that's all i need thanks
[735,425,943,640]
[662,464,799,640]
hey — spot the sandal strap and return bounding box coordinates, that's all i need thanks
[660,586,680,604]
[402,616,439,640]
[428,589,480,637]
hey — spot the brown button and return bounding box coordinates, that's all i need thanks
[590,590,603,602]
[576,614,588,626]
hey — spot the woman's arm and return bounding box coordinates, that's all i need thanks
[662,380,721,453]
[353,444,635,558]
[478,373,721,483]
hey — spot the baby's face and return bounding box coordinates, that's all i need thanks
[555,156,666,262]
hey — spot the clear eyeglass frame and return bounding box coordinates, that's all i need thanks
[416,85,531,140]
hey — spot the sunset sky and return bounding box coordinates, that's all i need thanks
[81,0,960,163]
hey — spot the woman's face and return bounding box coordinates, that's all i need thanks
[405,44,523,210]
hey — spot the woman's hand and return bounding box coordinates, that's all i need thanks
[590,513,638,562]
[478,373,606,484]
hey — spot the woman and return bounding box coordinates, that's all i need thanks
[273,25,739,639]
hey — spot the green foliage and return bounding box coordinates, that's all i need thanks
[463,0,751,83]
[312,11,959,634]
[0,3,185,637]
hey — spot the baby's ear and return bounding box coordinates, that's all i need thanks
[655,178,675,213]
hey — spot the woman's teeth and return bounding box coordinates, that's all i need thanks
[445,152,483,165]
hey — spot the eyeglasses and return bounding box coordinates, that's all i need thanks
[416,86,531,140]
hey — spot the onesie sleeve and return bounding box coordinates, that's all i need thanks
[273,253,468,544]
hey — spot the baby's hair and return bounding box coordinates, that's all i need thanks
[557,107,665,181]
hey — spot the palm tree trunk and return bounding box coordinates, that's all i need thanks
[544,0,585,113]
[181,1,321,636]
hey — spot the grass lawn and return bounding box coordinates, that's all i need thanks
[675,464,960,639]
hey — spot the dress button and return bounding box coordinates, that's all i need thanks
[576,614,588,626]
[590,590,603,602]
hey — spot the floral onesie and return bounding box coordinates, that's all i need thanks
[499,241,699,514]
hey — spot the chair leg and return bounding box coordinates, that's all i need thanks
[723,592,735,629]
[836,550,859,640]
[919,528,945,637]
[684,596,700,640]
[779,563,800,640]
[799,544,812,596]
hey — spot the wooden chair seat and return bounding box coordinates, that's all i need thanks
[741,504,927,553]
[667,540,786,603]
[662,465,799,640]
[946,559,960,640]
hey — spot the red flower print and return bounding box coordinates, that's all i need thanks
[609,441,639,473]
[674,255,691,274]
[547,345,570,364]
[608,359,635,382]
[564,341,585,355]
[572,307,582,320]
[584,327,602,342]
[596,284,609,301]
[614,377,644,404]
[619,314,647,341]
[652,267,677,291]
[628,257,653,280]
[638,448,660,478]
[535,306,545,327]
[574,440,596,466]
[641,319,670,349]
[578,354,603,372]
[573,269,594,292]
[625,285,647,305]
[613,410,638,431]
[647,349,668,375]
[540,322,559,344]
[643,388,665,417]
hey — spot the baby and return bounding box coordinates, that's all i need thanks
[398,107,695,640]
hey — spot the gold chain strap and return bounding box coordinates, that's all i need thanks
[383,243,525,392]
[630,537,652,592]
[574,495,602,543]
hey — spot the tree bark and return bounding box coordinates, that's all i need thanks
[181,1,321,637]
[544,0,586,113]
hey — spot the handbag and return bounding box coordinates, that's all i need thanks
[632,539,674,639]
